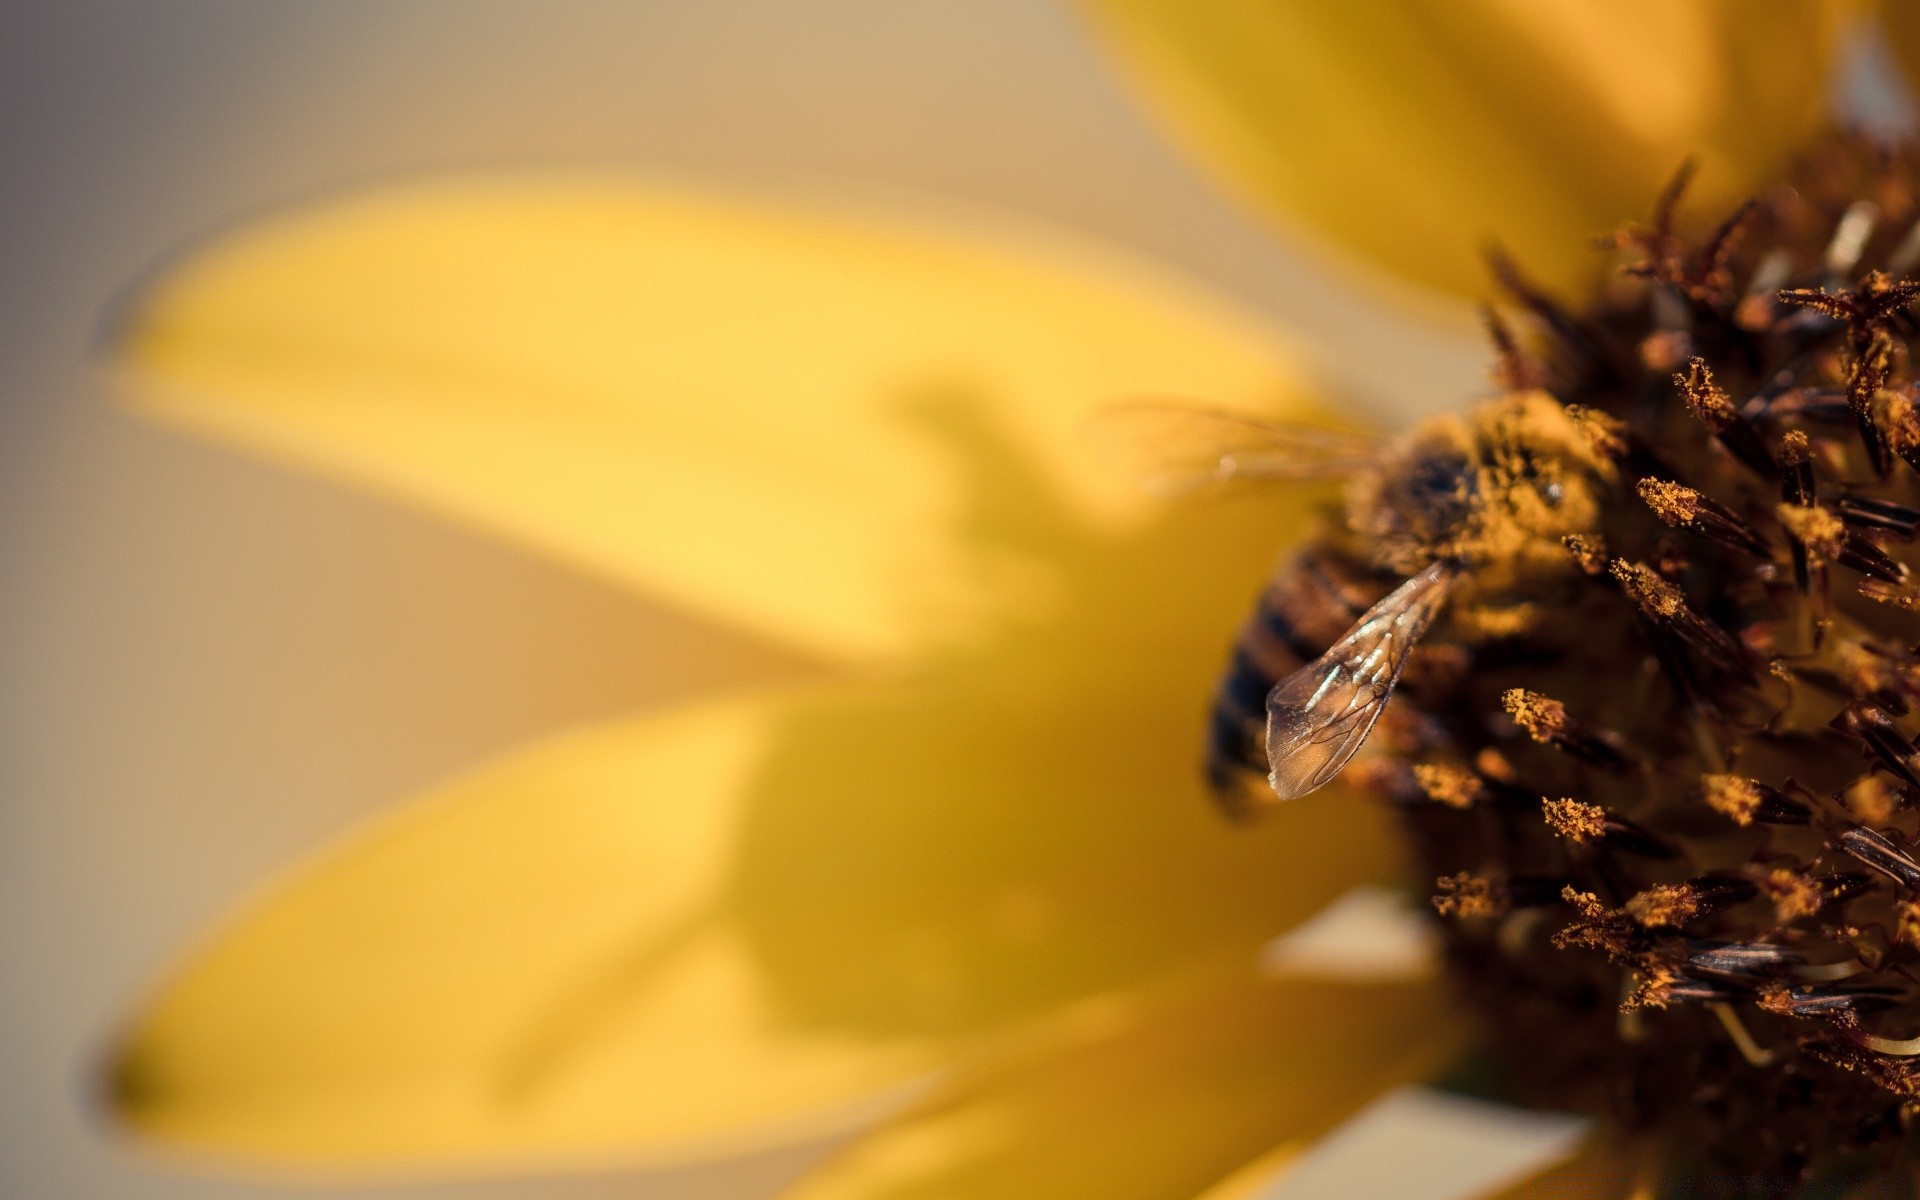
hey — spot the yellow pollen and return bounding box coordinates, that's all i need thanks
[1677,357,1739,426]
[1749,865,1824,924]
[1626,884,1699,928]
[1755,981,1797,1017]
[1780,428,1811,463]
[1879,388,1920,457]
[1897,899,1920,951]
[1700,773,1762,825]
[1543,796,1608,843]
[1412,763,1487,809]
[1562,532,1610,575]
[1432,872,1509,919]
[1775,503,1847,561]
[1609,559,1687,618]
[1564,404,1628,459]
[1625,963,1683,1010]
[1637,478,1702,527]
[1502,688,1568,740]
[1562,885,1609,921]
[1844,774,1900,826]
[1835,640,1898,696]
[1474,747,1518,784]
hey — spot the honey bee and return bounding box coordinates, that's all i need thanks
[1091,391,1612,813]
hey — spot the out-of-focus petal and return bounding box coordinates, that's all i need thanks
[1196,1088,1592,1200]
[779,976,1458,1200]
[1079,0,1845,302]
[109,460,1400,1172]
[102,177,1318,663]
[1879,3,1920,103]
[108,696,932,1172]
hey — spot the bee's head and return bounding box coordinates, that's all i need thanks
[1347,391,1612,632]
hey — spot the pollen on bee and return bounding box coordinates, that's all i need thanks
[1542,796,1608,843]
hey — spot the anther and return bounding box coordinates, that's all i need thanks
[1538,795,1673,858]
[1685,939,1803,976]
[1626,878,1754,928]
[1432,872,1510,919]
[1774,504,1906,583]
[1608,559,1754,680]
[1699,773,1811,825]
[1746,865,1827,924]
[1675,357,1778,477]
[1841,774,1901,825]
[1851,328,1898,476]
[1411,762,1487,809]
[1620,879,1697,925]
[1636,477,1771,557]
[1836,825,1920,889]
[1541,796,1607,844]
[1834,702,1920,789]
[1876,385,1920,480]
[1759,980,1902,1018]
[1480,305,1545,392]
[1832,491,1920,538]
[1561,533,1610,575]
[1502,688,1633,770]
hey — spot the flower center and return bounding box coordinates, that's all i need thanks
[1355,136,1920,1191]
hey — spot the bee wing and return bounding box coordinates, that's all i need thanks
[1264,560,1459,802]
[1083,400,1382,497]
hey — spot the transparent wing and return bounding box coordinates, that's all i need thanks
[1083,400,1382,497]
[1264,560,1459,802]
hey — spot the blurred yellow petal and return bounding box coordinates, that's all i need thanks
[110,473,1403,1172]
[104,177,1317,663]
[1079,0,1844,302]
[110,695,932,1173]
[779,976,1458,1200]
[1198,1088,1593,1200]
[1476,1140,1637,1200]
[1879,3,1920,100]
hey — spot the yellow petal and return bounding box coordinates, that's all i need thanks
[110,696,932,1174]
[1878,3,1920,103]
[1079,0,1845,302]
[104,177,1316,663]
[1475,1139,1637,1200]
[109,475,1401,1171]
[779,976,1458,1200]
[1198,1088,1591,1200]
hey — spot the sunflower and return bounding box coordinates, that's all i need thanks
[97,2,1909,1197]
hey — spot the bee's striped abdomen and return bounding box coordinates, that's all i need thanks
[1206,546,1384,814]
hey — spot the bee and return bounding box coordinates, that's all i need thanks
[1090,391,1612,813]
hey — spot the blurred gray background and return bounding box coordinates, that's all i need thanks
[0,2,1493,1196]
